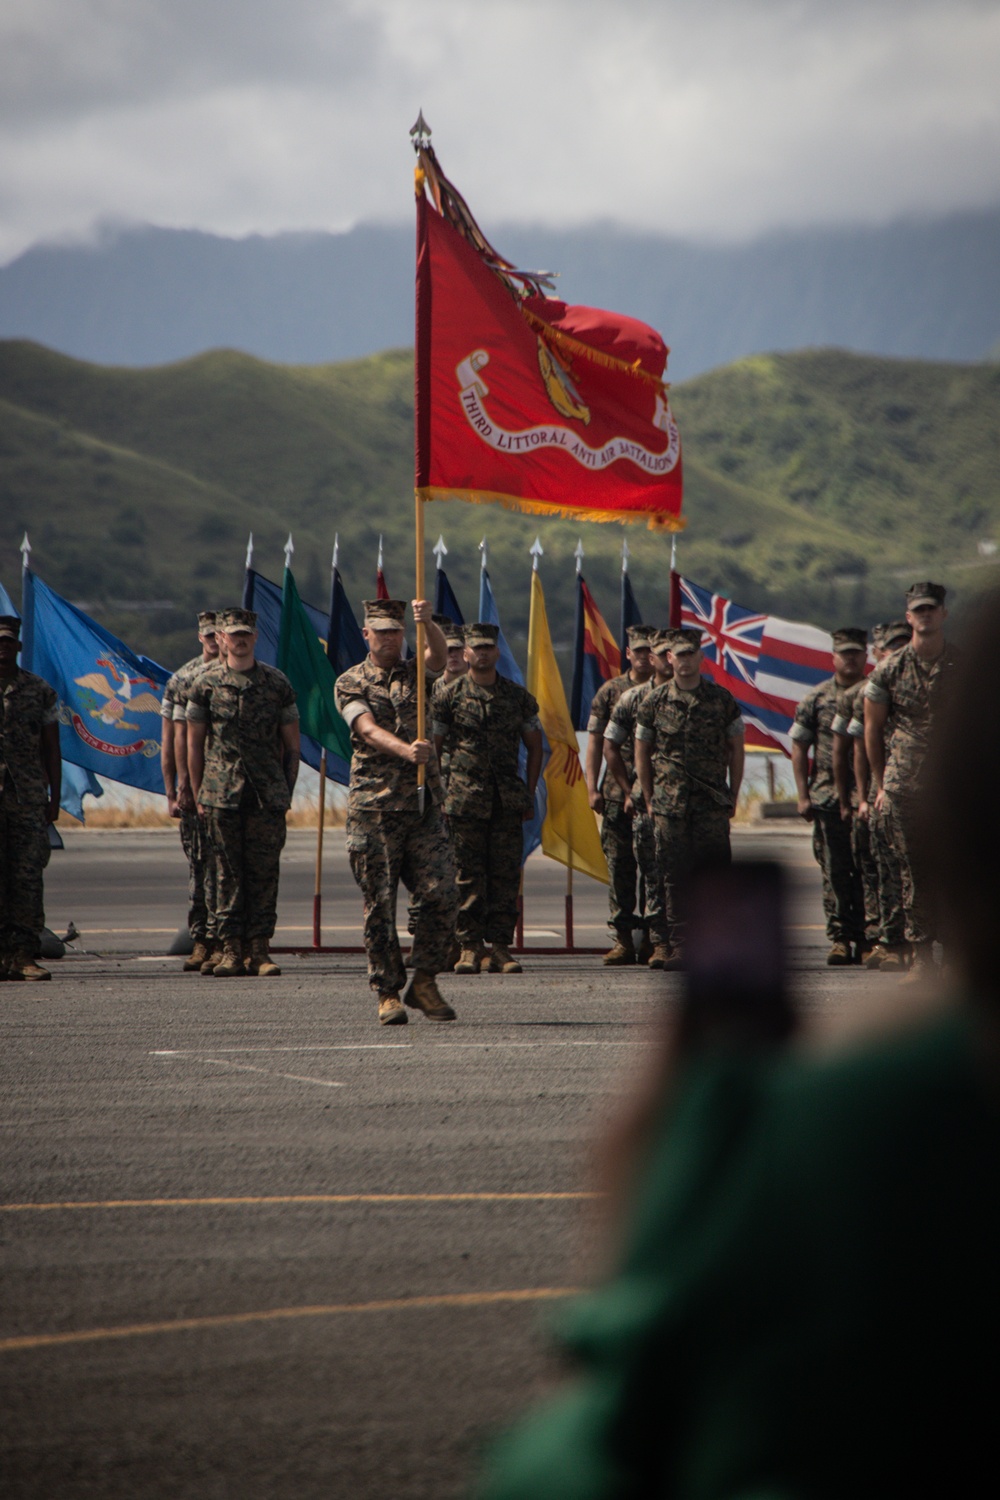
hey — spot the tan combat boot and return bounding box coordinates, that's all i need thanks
[10,951,51,981]
[211,938,244,977]
[378,992,408,1026]
[184,940,210,972]
[245,938,281,977]
[647,943,670,970]
[603,936,636,966]
[826,942,851,966]
[864,943,890,970]
[403,970,456,1021]
[901,943,936,984]
[878,944,909,972]
[454,945,484,974]
[482,943,522,974]
[200,944,224,975]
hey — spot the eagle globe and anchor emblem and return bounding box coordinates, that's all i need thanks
[62,653,163,760]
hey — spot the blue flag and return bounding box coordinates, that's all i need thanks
[22,571,169,796]
[244,568,351,785]
[479,565,548,863]
[2,576,104,820]
[620,570,643,672]
[435,564,466,627]
[326,566,366,677]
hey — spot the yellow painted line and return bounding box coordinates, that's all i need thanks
[0,1287,580,1355]
[0,1191,598,1214]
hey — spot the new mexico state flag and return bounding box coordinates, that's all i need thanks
[527,570,608,884]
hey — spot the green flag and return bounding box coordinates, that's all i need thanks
[277,566,352,761]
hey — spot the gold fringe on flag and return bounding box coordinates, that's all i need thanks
[416,486,686,532]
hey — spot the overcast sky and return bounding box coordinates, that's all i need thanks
[2,0,999,264]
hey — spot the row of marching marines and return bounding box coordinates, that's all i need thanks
[0,578,953,1004]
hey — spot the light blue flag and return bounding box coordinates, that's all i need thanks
[23,571,169,796]
[479,565,549,863]
[1,576,104,820]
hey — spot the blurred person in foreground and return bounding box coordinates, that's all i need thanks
[476,593,1000,1500]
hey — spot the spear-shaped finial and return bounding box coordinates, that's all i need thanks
[621,537,631,575]
[20,532,31,572]
[479,536,488,571]
[245,532,254,571]
[574,540,585,576]
[433,534,448,568]
[377,534,384,571]
[670,535,677,574]
[284,533,294,570]
[530,536,544,573]
[410,110,432,147]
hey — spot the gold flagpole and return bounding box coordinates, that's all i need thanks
[415,492,426,813]
[313,749,326,948]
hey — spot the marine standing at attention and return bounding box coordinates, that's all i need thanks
[433,622,543,976]
[160,610,221,973]
[790,628,867,965]
[186,607,300,979]
[335,598,459,1026]
[586,624,657,966]
[634,627,744,970]
[0,614,61,982]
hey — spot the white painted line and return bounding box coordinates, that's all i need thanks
[152,1045,411,1055]
[172,1056,345,1089]
[153,1040,637,1056]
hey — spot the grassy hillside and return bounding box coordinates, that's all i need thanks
[1,339,998,669]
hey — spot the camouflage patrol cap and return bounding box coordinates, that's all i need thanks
[906,581,946,610]
[626,624,657,648]
[445,624,467,648]
[465,622,500,648]
[667,626,703,656]
[883,618,911,648]
[650,628,674,655]
[0,615,20,639]
[217,607,257,634]
[832,627,868,653]
[197,610,217,635]
[363,598,406,630]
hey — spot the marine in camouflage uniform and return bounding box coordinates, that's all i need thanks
[603,631,674,967]
[186,607,300,978]
[586,624,657,964]
[864,583,958,974]
[0,615,61,981]
[790,627,867,962]
[406,618,467,946]
[160,610,221,971]
[831,673,880,954]
[635,628,745,963]
[841,620,911,968]
[335,598,458,1025]
[432,623,542,974]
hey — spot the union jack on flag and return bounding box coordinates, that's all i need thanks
[679,578,766,687]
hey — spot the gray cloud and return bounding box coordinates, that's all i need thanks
[1,0,998,262]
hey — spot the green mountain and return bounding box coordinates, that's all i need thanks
[1,338,998,670]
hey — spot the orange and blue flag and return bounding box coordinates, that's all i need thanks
[570,576,619,729]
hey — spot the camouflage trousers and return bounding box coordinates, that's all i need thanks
[601,801,646,940]
[179,808,217,942]
[869,800,905,947]
[811,807,864,946]
[450,798,523,948]
[653,805,731,951]
[0,798,50,953]
[850,810,881,945]
[633,809,668,947]
[346,804,458,996]
[203,804,286,943]
[883,792,930,945]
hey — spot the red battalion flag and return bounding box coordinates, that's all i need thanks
[414,139,684,530]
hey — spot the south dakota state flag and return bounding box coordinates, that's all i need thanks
[23,571,169,795]
[570,576,618,730]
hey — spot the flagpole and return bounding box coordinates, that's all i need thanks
[19,532,33,671]
[310,537,339,952]
[415,494,426,815]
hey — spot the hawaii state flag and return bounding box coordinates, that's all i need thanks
[677,575,834,753]
[570,576,618,730]
[414,146,683,530]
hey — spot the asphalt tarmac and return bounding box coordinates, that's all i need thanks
[2,824,878,1498]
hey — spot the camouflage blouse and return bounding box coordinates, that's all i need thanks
[587,672,645,806]
[432,673,541,819]
[636,678,743,817]
[186,661,298,810]
[335,655,443,813]
[0,668,59,807]
[603,679,655,799]
[162,653,212,723]
[790,676,848,811]
[864,641,960,795]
